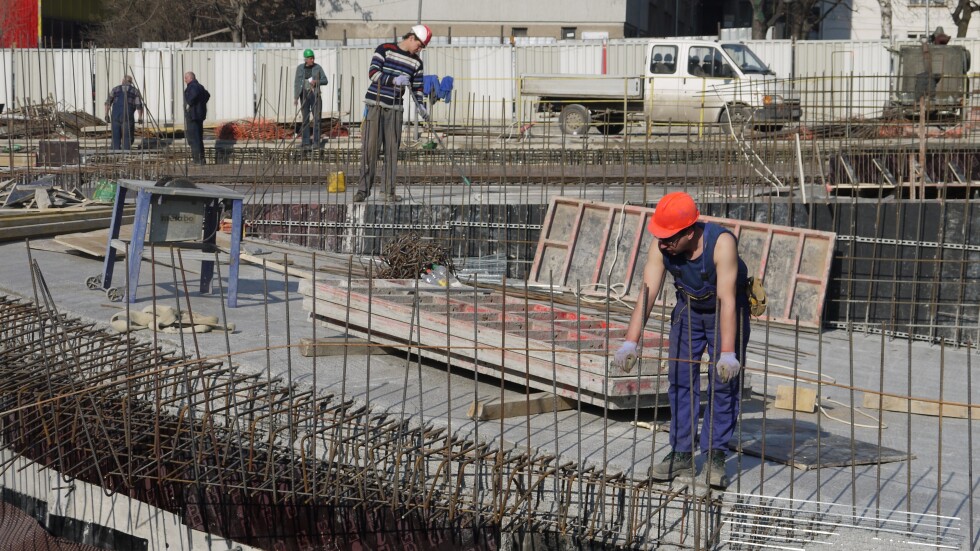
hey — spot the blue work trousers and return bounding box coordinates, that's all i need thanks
[300,92,322,148]
[667,300,750,454]
[111,118,136,150]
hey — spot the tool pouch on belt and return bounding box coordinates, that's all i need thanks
[746,276,767,316]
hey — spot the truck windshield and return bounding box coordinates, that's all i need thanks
[721,44,772,75]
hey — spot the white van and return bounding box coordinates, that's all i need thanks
[520,39,802,134]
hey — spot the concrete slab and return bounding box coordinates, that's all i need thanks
[0,236,975,550]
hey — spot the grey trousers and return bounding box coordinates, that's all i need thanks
[356,104,402,196]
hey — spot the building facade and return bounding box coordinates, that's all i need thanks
[822,0,980,40]
[315,0,706,43]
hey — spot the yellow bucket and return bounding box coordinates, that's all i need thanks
[327,171,346,192]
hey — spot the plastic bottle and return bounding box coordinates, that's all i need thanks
[430,265,446,286]
[421,269,439,285]
[430,264,449,287]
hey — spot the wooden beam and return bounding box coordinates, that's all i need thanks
[241,252,313,280]
[468,393,575,421]
[774,385,817,413]
[299,336,386,357]
[862,393,980,420]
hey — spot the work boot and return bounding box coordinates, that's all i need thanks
[648,451,694,481]
[385,193,403,203]
[706,449,729,488]
[353,191,368,203]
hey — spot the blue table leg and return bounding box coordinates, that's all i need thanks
[127,191,152,303]
[101,186,129,289]
[200,200,217,294]
[228,199,242,308]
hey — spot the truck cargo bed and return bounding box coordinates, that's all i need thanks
[520,74,644,100]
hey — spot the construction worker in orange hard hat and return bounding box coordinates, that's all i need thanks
[612,191,751,489]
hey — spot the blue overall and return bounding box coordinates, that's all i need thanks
[663,222,750,455]
[108,84,140,151]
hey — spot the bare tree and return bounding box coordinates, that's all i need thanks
[751,0,850,39]
[751,0,768,39]
[878,0,893,39]
[90,0,315,47]
[952,0,979,37]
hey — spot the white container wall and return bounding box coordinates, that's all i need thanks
[0,50,11,109]
[427,45,513,122]
[793,40,892,121]
[3,38,980,126]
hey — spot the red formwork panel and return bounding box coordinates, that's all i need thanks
[528,198,837,329]
[299,279,673,410]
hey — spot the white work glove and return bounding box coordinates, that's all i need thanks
[612,340,638,370]
[416,103,429,121]
[716,352,741,383]
[393,75,411,88]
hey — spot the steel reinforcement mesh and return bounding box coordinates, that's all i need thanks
[0,291,721,550]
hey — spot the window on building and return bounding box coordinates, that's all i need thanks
[511,27,528,38]
[561,27,576,40]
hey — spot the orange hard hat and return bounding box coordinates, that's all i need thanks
[648,192,699,238]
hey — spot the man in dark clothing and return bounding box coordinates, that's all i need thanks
[183,71,211,164]
[293,49,328,149]
[353,24,431,204]
[104,76,144,150]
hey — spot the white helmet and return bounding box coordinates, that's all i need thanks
[411,24,432,47]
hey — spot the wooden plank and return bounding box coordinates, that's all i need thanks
[774,385,817,413]
[298,336,386,357]
[468,393,575,420]
[56,229,129,257]
[55,225,231,259]
[0,153,35,168]
[299,278,680,410]
[33,188,51,211]
[0,206,126,224]
[862,393,980,420]
[240,252,313,279]
[0,215,135,242]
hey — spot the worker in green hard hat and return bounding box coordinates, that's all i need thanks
[294,48,328,150]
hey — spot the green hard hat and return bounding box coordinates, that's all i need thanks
[303,48,314,58]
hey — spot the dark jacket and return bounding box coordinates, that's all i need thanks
[294,63,328,100]
[184,79,210,122]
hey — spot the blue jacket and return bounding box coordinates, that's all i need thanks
[184,79,210,122]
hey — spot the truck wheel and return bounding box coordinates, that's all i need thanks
[597,112,625,135]
[559,104,591,136]
[720,104,752,127]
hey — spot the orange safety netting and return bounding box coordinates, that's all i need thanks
[214,118,292,141]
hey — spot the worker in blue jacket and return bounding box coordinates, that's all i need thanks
[104,75,144,151]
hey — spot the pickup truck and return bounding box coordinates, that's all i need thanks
[520,39,802,135]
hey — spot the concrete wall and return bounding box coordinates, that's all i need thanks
[0,448,258,551]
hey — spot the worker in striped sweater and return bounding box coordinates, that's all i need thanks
[353,24,432,204]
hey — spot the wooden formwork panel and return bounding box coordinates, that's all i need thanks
[298,279,675,410]
[529,198,837,329]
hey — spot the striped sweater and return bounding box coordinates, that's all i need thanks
[363,42,424,109]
